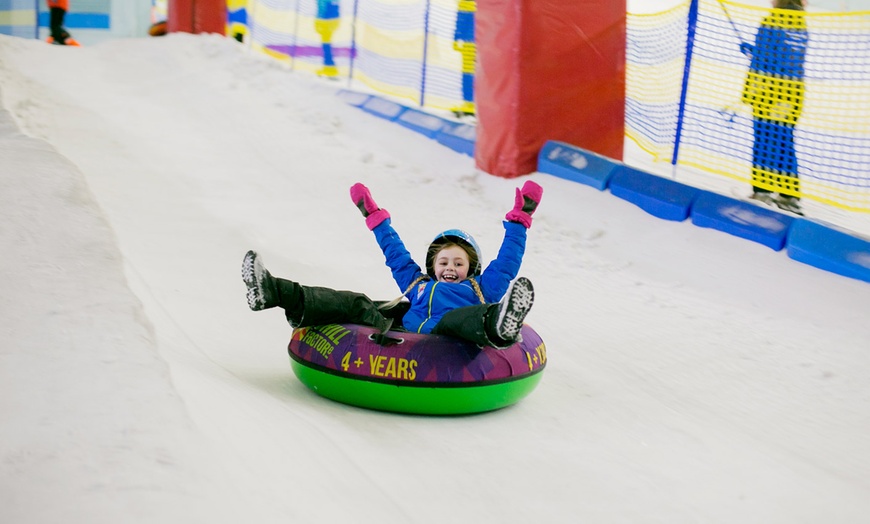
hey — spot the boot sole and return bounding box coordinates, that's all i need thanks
[496,277,534,342]
[241,250,267,311]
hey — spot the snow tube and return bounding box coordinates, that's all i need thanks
[288,323,546,415]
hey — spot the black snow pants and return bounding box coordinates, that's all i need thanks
[275,278,500,347]
[49,7,68,43]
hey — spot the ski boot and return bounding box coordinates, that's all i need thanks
[451,101,476,119]
[493,277,534,346]
[316,65,339,79]
[241,250,278,311]
[775,195,804,216]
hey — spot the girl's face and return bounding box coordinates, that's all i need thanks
[433,245,470,283]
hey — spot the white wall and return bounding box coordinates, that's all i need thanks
[108,0,153,38]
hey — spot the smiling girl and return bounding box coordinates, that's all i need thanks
[242,180,542,349]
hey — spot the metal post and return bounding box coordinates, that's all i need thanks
[348,0,359,87]
[419,0,431,107]
[671,0,700,172]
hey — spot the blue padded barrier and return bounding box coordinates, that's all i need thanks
[332,90,869,285]
[690,191,794,251]
[336,91,474,155]
[786,219,870,283]
[337,89,371,107]
[608,165,700,221]
[435,122,476,157]
[360,96,406,121]
[536,141,619,190]
[396,109,448,139]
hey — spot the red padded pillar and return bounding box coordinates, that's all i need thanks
[167,0,193,33]
[168,0,226,34]
[474,0,626,178]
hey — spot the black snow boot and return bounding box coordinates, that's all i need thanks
[241,250,280,311]
[486,277,534,348]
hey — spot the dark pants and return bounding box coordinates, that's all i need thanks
[275,278,499,347]
[431,304,498,347]
[276,279,391,333]
[49,7,68,43]
[752,118,800,199]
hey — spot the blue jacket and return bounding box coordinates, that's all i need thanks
[317,0,340,20]
[741,11,807,124]
[372,220,527,333]
[748,12,807,80]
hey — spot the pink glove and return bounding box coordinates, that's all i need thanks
[350,182,391,230]
[505,180,543,228]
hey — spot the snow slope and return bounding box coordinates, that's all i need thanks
[1,33,869,523]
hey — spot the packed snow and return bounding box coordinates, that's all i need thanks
[1,33,869,523]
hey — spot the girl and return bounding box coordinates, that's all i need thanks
[242,180,543,348]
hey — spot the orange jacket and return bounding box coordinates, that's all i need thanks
[47,0,69,10]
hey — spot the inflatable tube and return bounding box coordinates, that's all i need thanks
[288,324,546,415]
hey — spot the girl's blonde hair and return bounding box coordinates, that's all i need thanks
[426,241,479,278]
[379,274,486,310]
[379,234,485,310]
[378,242,486,311]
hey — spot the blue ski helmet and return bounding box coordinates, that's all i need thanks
[426,229,482,278]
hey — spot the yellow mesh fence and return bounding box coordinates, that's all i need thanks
[240,0,468,112]
[627,0,870,221]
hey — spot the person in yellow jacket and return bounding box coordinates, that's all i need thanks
[741,0,808,215]
[316,0,341,77]
[226,0,248,42]
[452,0,476,116]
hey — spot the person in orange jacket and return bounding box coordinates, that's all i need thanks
[46,0,79,46]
